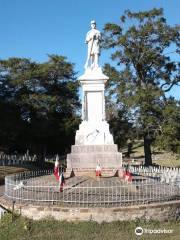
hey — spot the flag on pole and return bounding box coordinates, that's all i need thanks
[122,164,132,182]
[54,155,60,181]
[123,170,132,182]
[53,154,65,192]
[59,172,65,192]
[96,163,102,177]
[124,171,132,182]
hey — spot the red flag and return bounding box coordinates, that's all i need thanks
[54,166,59,181]
[123,170,132,182]
[53,155,65,192]
[54,156,60,181]
[96,163,102,177]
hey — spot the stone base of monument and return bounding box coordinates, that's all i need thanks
[75,121,114,145]
[65,144,122,177]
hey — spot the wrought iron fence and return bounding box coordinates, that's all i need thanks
[5,170,180,207]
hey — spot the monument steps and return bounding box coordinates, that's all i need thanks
[66,144,122,170]
[65,168,119,178]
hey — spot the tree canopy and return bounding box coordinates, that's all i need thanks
[103,8,180,165]
[0,55,80,163]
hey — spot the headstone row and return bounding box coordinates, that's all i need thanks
[0,153,37,166]
[124,165,180,186]
[0,153,66,166]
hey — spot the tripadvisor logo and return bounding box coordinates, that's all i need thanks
[135,226,173,235]
[135,227,143,236]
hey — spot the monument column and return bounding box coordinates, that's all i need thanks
[102,89,105,121]
[66,20,122,176]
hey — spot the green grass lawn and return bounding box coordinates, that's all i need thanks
[124,141,180,167]
[0,213,179,240]
[153,159,180,167]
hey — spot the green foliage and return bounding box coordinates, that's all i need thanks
[103,8,180,165]
[0,55,80,160]
[155,98,180,153]
[103,64,135,149]
[0,213,180,240]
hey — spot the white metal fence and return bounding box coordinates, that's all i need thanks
[5,169,180,207]
[127,165,180,185]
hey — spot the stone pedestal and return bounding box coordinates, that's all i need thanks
[66,145,122,176]
[66,67,122,176]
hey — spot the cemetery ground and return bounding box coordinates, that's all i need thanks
[0,166,29,185]
[0,213,180,240]
[0,146,179,240]
[0,163,54,185]
[0,163,53,196]
[123,141,180,167]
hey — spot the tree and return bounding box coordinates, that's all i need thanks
[103,8,180,165]
[0,55,80,164]
[154,97,180,153]
[104,64,135,150]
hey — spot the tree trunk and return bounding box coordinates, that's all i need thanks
[126,141,133,158]
[36,145,46,167]
[144,133,152,166]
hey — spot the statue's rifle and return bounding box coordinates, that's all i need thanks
[89,34,95,58]
[85,33,95,69]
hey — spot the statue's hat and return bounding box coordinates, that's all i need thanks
[91,20,96,24]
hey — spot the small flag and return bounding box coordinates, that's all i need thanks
[123,170,132,182]
[53,154,65,192]
[54,155,60,181]
[59,172,65,192]
[96,163,102,177]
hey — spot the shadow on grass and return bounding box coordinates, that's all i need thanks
[0,162,55,186]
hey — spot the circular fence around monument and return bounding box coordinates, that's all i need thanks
[5,170,180,207]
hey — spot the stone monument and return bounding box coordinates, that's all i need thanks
[66,20,122,176]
